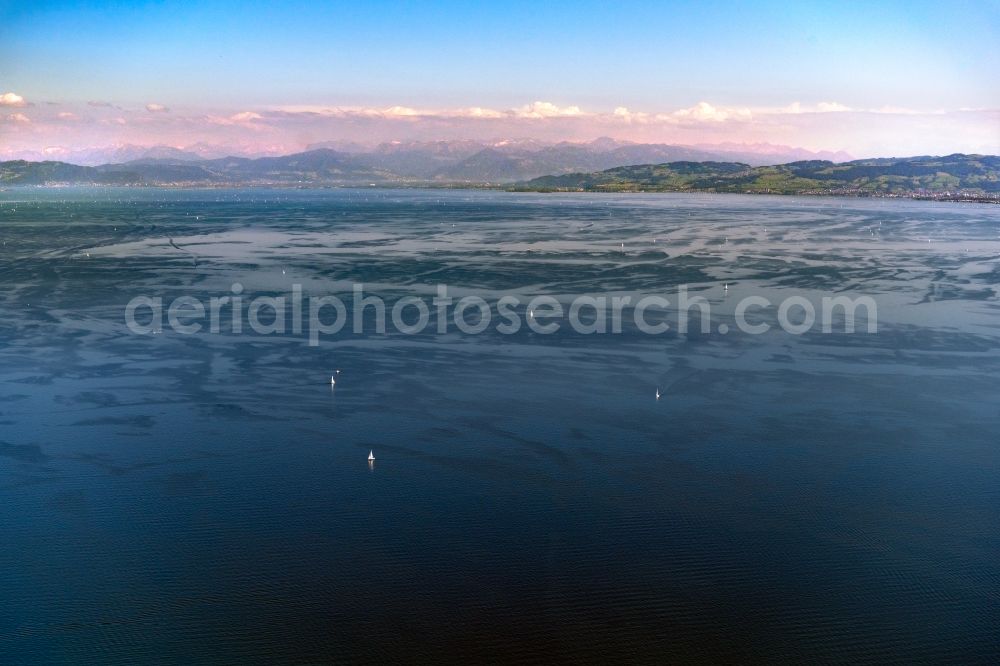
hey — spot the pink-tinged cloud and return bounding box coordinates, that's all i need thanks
[229,111,263,122]
[145,103,169,113]
[1,92,27,107]
[1,100,997,161]
[204,111,268,129]
[6,112,31,124]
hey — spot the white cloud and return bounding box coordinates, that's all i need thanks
[816,102,852,113]
[775,101,854,114]
[57,111,78,120]
[612,106,651,123]
[6,112,31,123]
[451,106,505,119]
[145,103,169,113]
[0,92,27,107]
[514,101,584,118]
[671,102,752,122]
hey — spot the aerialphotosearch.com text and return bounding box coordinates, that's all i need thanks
[125,283,878,345]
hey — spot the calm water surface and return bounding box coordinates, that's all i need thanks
[1,189,998,663]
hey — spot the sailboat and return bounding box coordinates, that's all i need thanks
[368,450,375,462]
[655,388,661,400]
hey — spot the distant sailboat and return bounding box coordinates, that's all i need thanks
[368,450,375,462]
[330,376,336,386]
[655,388,661,400]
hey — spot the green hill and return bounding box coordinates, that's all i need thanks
[514,154,1000,200]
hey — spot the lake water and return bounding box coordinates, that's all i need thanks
[1,188,998,663]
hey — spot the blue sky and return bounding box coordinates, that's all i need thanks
[1,0,998,157]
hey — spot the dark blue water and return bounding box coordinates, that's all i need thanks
[1,188,998,663]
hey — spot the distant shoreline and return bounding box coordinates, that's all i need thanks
[501,186,999,204]
[1,182,997,204]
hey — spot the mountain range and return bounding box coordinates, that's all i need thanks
[1,138,853,183]
[3,148,995,200]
